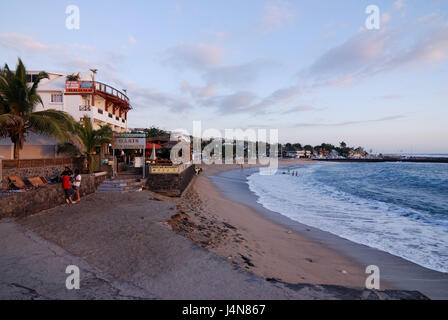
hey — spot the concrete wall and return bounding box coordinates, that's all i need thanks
[0,173,107,219]
[0,134,65,160]
[146,165,196,197]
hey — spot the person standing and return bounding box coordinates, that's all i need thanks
[62,174,76,204]
[72,169,82,202]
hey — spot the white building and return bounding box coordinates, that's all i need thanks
[0,71,132,159]
[284,150,311,158]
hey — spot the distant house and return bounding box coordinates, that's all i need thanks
[328,150,340,159]
[284,150,311,158]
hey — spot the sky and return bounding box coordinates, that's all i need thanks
[0,0,447,153]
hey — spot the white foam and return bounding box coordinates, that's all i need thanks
[247,165,448,273]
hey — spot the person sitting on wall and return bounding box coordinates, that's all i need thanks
[62,174,77,204]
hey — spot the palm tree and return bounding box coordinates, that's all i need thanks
[0,58,76,159]
[57,116,113,173]
[66,73,80,81]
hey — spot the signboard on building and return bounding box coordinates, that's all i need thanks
[66,81,80,89]
[112,133,146,149]
[150,166,180,174]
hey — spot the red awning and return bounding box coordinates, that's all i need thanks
[146,142,162,150]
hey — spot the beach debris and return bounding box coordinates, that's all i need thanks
[287,230,292,234]
[340,270,348,275]
[240,254,255,267]
[305,258,314,263]
[223,222,237,230]
[266,277,281,283]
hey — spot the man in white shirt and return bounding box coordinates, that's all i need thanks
[72,169,82,202]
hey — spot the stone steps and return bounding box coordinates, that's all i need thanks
[96,177,146,193]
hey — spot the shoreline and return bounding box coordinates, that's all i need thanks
[182,160,448,299]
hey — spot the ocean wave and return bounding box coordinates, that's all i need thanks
[247,163,448,273]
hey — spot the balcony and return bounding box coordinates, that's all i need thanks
[65,80,130,106]
[89,106,126,129]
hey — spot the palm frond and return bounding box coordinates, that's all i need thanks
[26,113,70,142]
[56,142,82,157]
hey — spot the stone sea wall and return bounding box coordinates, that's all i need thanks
[1,164,80,189]
[0,173,107,219]
[146,165,196,197]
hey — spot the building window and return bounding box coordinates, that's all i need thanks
[51,93,63,103]
[97,108,103,114]
[26,74,40,82]
[116,116,119,121]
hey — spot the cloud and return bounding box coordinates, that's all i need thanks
[128,35,137,44]
[0,33,125,79]
[394,0,405,10]
[182,81,218,99]
[163,43,223,71]
[131,85,193,113]
[261,1,295,31]
[0,33,53,53]
[202,84,302,115]
[382,13,392,25]
[302,21,448,88]
[202,30,228,40]
[380,94,402,100]
[295,115,405,127]
[206,91,258,113]
[251,85,301,112]
[306,29,391,80]
[203,61,271,88]
[283,105,324,114]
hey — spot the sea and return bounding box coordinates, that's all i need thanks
[247,161,448,273]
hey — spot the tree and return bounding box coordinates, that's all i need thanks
[340,141,347,149]
[0,58,76,159]
[303,145,313,151]
[292,143,302,151]
[66,73,80,81]
[57,116,113,173]
[141,126,169,138]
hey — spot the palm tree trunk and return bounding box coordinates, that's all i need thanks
[13,143,20,160]
[88,154,95,174]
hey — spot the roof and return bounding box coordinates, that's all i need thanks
[36,76,66,91]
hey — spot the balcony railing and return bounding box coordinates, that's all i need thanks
[66,80,130,104]
[79,105,91,111]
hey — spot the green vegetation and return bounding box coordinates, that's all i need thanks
[57,116,113,173]
[282,140,367,157]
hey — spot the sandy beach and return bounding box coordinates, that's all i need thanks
[173,159,448,299]
[175,160,367,287]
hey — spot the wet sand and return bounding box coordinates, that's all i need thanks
[176,160,448,299]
